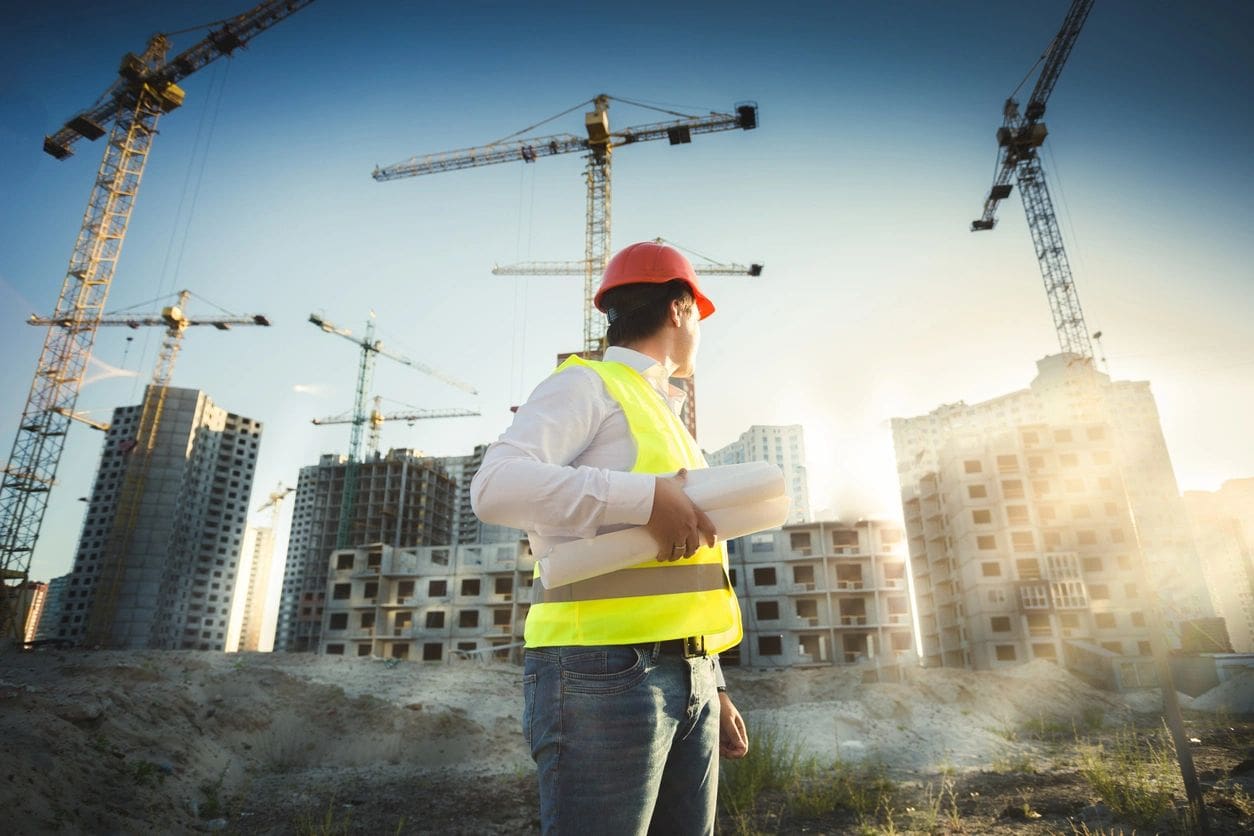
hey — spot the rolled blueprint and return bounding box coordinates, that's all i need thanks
[537,493,791,589]
[678,461,785,512]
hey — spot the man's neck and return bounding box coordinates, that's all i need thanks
[616,338,678,377]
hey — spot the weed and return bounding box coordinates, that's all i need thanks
[718,722,807,818]
[130,759,166,787]
[1078,727,1180,828]
[1080,705,1105,733]
[296,800,352,836]
[791,760,896,820]
[198,768,228,820]
[990,752,1037,774]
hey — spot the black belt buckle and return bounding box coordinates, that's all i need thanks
[682,635,706,659]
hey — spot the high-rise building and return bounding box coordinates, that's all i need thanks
[3,580,48,643]
[892,355,1208,688]
[227,524,277,652]
[274,449,455,653]
[1183,479,1254,653]
[707,425,811,524]
[726,519,914,670]
[56,386,261,650]
[435,444,525,546]
[34,574,69,641]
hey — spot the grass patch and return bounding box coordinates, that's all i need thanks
[718,723,899,832]
[1078,726,1180,828]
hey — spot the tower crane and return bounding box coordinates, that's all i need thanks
[313,395,480,459]
[40,290,271,646]
[307,313,477,548]
[492,236,763,280]
[373,95,758,355]
[0,0,311,640]
[970,0,1095,360]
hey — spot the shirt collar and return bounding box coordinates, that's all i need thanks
[603,346,687,413]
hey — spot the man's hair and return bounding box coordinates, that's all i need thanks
[602,279,693,347]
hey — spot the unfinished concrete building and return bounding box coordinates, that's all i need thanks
[707,425,812,524]
[33,574,68,641]
[275,449,455,653]
[1184,478,1254,653]
[56,387,261,649]
[318,541,532,662]
[892,354,1208,688]
[434,444,525,546]
[726,519,914,671]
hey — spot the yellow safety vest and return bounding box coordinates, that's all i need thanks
[524,356,743,654]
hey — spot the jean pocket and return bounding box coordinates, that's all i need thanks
[521,673,537,750]
[560,646,647,695]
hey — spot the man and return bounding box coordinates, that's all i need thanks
[471,240,749,835]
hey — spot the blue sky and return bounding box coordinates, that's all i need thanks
[2,0,1251,584]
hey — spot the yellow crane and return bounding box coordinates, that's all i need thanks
[0,0,311,640]
[33,290,271,646]
[373,95,758,355]
[313,395,480,459]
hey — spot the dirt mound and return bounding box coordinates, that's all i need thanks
[1191,670,1254,714]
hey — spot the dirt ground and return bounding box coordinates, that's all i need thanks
[0,649,1250,834]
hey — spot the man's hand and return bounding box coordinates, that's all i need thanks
[646,468,717,561]
[718,692,748,759]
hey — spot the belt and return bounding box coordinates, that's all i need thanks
[651,636,707,659]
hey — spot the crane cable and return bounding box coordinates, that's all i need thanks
[491,98,594,145]
[128,59,230,401]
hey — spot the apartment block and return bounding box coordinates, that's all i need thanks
[707,425,812,524]
[1183,479,1254,653]
[892,355,1203,688]
[318,541,532,662]
[3,581,48,643]
[228,524,277,652]
[34,574,69,641]
[57,386,261,649]
[275,449,455,653]
[435,444,525,545]
[726,519,914,670]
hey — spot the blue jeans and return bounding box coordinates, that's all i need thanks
[522,644,721,836]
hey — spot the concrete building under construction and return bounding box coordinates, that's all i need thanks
[1184,478,1254,653]
[274,449,455,653]
[727,519,914,669]
[318,541,530,661]
[892,354,1209,688]
[434,444,524,546]
[56,386,261,650]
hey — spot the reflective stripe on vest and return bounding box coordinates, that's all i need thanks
[522,355,743,653]
[534,562,727,604]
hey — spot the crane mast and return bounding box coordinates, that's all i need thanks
[374,95,758,355]
[970,0,1095,360]
[308,313,477,549]
[0,0,311,640]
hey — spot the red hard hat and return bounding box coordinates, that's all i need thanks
[594,241,715,319]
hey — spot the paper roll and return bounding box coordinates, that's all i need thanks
[537,494,792,588]
[680,461,785,512]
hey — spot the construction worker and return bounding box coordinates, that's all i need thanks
[471,240,749,835]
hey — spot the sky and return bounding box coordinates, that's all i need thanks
[1,0,1251,586]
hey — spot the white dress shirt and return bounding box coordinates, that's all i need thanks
[471,346,689,558]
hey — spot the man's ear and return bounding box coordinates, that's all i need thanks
[669,298,684,327]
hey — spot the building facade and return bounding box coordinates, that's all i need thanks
[56,386,261,649]
[435,444,525,546]
[227,523,277,652]
[33,574,69,641]
[707,425,812,524]
[892,355,1202,687]
[318,541,531,662]
[726,519,914,669]
[1183,479,1254,653]
[275,449,456,653]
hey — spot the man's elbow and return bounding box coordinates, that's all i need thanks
[469,469,503,525]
